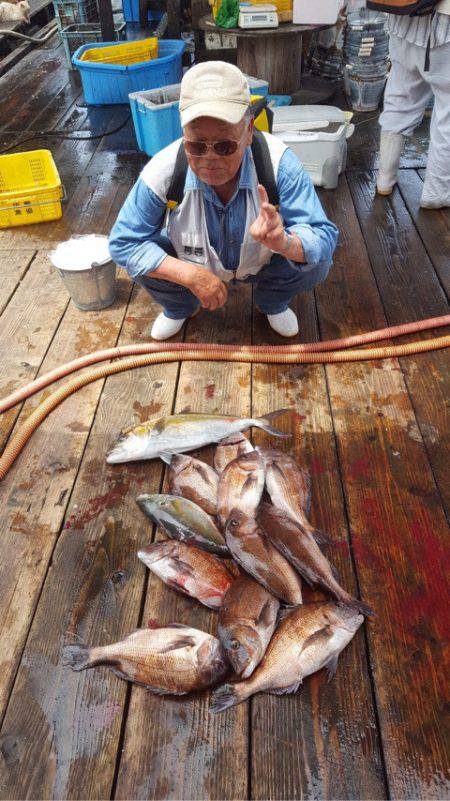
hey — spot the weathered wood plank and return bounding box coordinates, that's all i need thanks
[318,176,449,800]
[250,289,386,798]
[346,170,450,517]
[0,283,181,800]
[397,170,450,295]
[0,249,35,315]
[0,271,134,729]
[114,285,252,801]
[0,251,70,451]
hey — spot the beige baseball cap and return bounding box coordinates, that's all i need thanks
[179,61,251,127]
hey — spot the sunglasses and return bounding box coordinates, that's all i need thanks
[183,138,241,157]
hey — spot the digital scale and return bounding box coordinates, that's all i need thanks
[238,3,279,28]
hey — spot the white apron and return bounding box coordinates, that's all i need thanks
[166,162,270,282]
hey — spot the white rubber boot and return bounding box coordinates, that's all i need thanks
[267,308,299,337]
[376,132,405,196]
[151,312,187,341]
[420,194,450,209]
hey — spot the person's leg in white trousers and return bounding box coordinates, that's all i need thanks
[378,34,450,207]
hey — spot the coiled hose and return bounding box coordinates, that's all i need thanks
[0,314,449,481]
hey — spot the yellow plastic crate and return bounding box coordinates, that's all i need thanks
[0,149,64,229]
[79,37,158,66]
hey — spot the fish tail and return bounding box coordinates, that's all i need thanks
[159,451,175,464]
[311,528,335,548]
[62,644,93,672]
[255,410,292,439]
[339,593,376,618]
[210,682,248,713]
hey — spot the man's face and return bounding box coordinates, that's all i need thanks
[183,115,253,188]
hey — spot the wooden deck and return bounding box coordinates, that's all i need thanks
[0,36,449,801]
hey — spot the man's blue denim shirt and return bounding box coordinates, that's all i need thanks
[109,146,339,278]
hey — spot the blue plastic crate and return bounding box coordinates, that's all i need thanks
[121,0,163,22]
[129,84,182,156]
[72,39,185,105]
[267,94,292,107]
[129,73,269,157]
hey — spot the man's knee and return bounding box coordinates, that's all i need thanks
[259,256,331,292]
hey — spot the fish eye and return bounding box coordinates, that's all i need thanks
[229,518,238,527]
[230,639,240,651]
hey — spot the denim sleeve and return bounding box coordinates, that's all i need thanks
[277,148,339,267]
[108,178,169,279]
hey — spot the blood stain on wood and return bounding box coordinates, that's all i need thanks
[64,483,130,529]
[132,400,162,422]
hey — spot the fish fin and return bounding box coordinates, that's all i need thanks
[258,423,291,438]
[110,668,188,695]
[338,597,376,618]
[152,418,165,434]
[311,528,335,548]
[160,451,175,464]
[158,637,197,653]
[169,556,196,578]
[268,680,302,695]
[256,597,279,627]
[164,623,194,629]
[330,562,340,582]
[261,409,292,422]
[242,474,258,493]
[62,644,92,672]
[277,605,295,625]
[299,626,334,656]
[301,469,312,516]
[210,683,244,713]
[325,654,339,682]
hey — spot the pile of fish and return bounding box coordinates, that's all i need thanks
[64,412,374,713]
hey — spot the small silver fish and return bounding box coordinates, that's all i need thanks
[63,624,229,694]
[107,411,290,464]
[137,493,228,555]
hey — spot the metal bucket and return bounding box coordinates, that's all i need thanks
[56,258,117,310]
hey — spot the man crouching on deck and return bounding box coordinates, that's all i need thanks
[109,61,338,341]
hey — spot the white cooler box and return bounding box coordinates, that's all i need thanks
[272,105,355,189]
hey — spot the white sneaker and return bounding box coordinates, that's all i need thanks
[150,312,187,341]
[376,132,405,196]
[267,308,299,337]
[420,195,450,209]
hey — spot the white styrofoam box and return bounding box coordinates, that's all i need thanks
[273,121,355,189]
[293,0,343,25]
[272,104,349,132]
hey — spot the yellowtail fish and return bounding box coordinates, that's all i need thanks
[217,450,265,528]
[214,432,254,474]
[218,575,279,678]
[138,540,233,609]
[258,504,374,617]
[64,624,229,694]
[225,509,303,605]
[107,411,290,464]
[137,493,228,556]
[211,602,363,712]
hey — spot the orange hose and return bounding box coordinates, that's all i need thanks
[0,333,448,482]
[0,314,449,413]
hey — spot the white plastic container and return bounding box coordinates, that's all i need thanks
[272,106,355,189]
[293,0,343,25]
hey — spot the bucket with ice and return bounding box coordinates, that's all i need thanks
[50,234,117,311]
